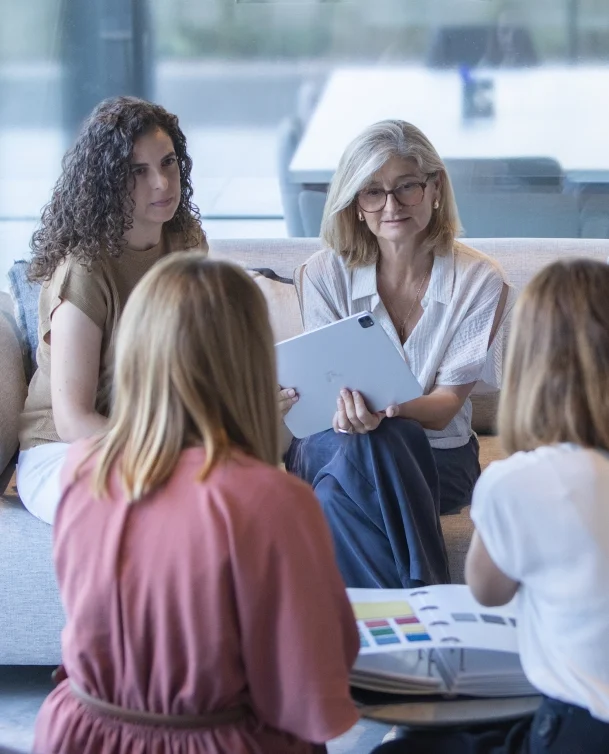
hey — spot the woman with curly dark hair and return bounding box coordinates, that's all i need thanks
[17,95,207,525]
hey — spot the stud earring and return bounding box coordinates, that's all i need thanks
[358,212,364,222]
[433,199,440,210]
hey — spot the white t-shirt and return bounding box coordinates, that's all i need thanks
[297,241,514,449]
[471,444,609,721]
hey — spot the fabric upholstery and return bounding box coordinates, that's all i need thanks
[249,271,303,344]
[0,292,27,476]
[7,260,41,381]
[0,469,64,665]
[209,237,321,278]
[461,238,609,433]
[441,435,504,584]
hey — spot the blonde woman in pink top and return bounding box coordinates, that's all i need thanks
[34,254,360,754]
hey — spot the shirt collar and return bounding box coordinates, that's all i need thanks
[350,246,455,305]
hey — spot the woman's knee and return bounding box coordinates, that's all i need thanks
[345,417,429,458]
[377,417,427,442]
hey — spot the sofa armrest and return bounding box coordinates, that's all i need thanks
[0,292,27,474]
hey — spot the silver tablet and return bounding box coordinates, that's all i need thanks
[277,312,423,439]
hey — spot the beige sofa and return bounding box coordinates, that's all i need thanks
[2,236,609,667]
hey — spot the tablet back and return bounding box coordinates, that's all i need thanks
[277,312,423,439]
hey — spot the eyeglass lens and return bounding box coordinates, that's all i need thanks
[358,182,425,212]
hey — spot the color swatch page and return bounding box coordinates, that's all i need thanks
[348,585,520,656]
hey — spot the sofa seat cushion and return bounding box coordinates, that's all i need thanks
[441,507,474,586]
[0,470,64,664]
[248,270,303,343]
[478,434,505,470]
[440,434,505,584]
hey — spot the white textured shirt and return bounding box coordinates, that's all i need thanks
[471,444,609,722]
[295,241,514,449]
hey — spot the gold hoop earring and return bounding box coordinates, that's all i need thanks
[433,199,440,210]
[358,212,364,222]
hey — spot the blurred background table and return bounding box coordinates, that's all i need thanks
[290,65,609,184]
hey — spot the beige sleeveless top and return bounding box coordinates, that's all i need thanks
[19,232,207,450]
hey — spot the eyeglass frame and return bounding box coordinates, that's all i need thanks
[355,173,438,213]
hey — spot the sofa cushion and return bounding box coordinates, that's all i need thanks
[0,470,64,665]
[450,238,609,434]
[209,238,322,280]
[471,391,499,435]
[440,435,504,584]
[249,269,304,343]
[0,293,27,475]
[7,259,41,381]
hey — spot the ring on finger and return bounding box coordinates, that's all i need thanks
[338,427,355,435]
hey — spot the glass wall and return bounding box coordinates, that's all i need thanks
[2,0,609,285]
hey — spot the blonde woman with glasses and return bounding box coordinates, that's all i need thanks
[33,255,359,754]
[377,259,609,752]
[284,120,513,589]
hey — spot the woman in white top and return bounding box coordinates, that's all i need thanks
[376,258,609,752]
[283,120,512,588]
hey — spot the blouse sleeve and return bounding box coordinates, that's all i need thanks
[231,471,360,743]
[40,258,108,345]
[296,252,349,332]
[436,268,515,393]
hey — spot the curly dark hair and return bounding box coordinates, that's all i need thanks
[29,96,205,281]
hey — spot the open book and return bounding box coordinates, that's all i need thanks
[349,585,537,698]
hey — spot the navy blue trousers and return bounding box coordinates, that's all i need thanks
[371,696,609,754]
[285,418,461,588]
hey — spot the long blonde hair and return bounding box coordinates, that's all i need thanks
[88,253,280,500]
[499,258,609,455]
[321,120,461,267]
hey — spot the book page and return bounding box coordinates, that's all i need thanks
[348,585,520,655]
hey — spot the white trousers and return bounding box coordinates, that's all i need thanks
[17,442,70,525]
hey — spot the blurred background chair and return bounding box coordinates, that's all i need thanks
[578,189,609,238]
[426,25,492,68]
[445,157,563,195]
[277,78,326,237]
[298,188,327,238]
[277,115,306,237]
[426,21,537,69]
[458,191,580,238]
[296,79,322,126]
[446,156,577,237]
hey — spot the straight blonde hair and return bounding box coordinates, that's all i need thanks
[499,258,609,455]
[87,253,280,501]
[321,120,461,267]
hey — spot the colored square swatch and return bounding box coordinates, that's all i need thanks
[375,635,401,646]
[400,623,428,635]
[352,601,414,621]
[365,619,389,628]
[370,627,395,637]
[395,616,420,625]
[406,633,432,642]
[452,612,477,622]
[481,614,506,625]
